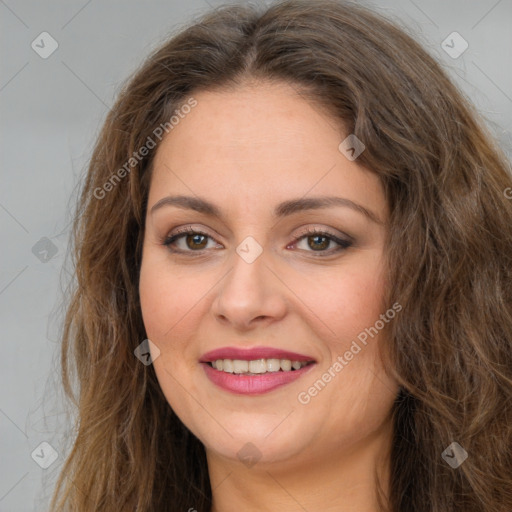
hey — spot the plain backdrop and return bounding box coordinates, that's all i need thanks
[1,0,511,510]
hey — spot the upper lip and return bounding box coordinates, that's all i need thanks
[200,346,316,363]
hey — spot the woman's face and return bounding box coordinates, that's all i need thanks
[139,81,399,468]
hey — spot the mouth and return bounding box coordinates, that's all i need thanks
[200,358,317,395]
[199,346,317,395]
[200,346,316,365]
[204,358,315,375]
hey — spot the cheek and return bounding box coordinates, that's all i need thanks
[139,266,171,341]
[295,255,391,404]
[341,269,387,336]
[294,256,387,351]
[139,254,203,342]
[139,257,203,409]
[138,253,214,391]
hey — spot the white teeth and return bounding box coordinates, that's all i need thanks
[210,358,311,374]
[266,358,281,372]
[222,359,234,373]
[233,360,249,374]
[249,359,266,374]
[280,359,292,371]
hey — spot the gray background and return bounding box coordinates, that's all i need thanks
[1,0,511,510]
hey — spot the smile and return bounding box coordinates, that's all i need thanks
[201,359,316,395]
[208,358,314,374]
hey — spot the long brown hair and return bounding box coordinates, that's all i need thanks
[49,1,512,510]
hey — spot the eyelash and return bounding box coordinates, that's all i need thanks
[162,226,353,257]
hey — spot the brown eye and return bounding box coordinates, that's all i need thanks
[184,233,208,250]
[163,226,352,257]
[306,234,330,251]
[292,228,353,256]
[163,228,218,253]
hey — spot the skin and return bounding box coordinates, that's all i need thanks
[139,80,399,512]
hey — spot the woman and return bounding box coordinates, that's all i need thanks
[50,0,512,510]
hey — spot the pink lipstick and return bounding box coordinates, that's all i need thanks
[199,346,317,395]
[200,346,315,363]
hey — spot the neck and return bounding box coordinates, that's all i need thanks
[207,417,393,512]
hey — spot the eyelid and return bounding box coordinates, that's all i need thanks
[162,224,216,246]
[162,224,353,255]
[164,224,351,241]
[294,225,353,244]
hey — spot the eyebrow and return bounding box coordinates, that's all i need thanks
[149,194,383,224]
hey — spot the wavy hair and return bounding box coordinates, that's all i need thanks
[50,0,512,510]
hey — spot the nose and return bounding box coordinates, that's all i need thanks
[211,244,287,331]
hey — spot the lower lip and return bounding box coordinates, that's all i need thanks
[201,362,316,395]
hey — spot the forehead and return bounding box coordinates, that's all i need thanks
[156,82,341,162]
[148,82,387,219]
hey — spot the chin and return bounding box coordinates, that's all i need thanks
[197,414,317,465]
